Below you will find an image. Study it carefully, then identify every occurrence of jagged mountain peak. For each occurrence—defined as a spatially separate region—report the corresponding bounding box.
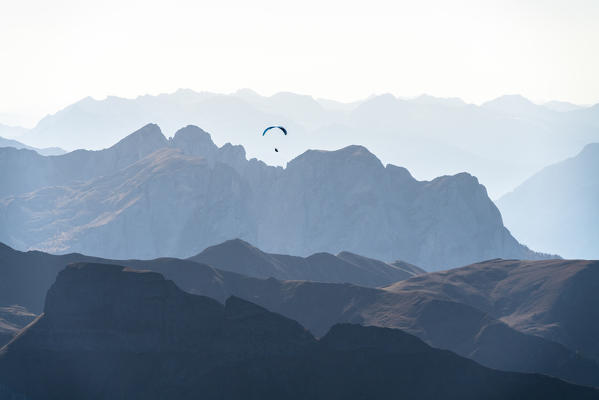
[1,123,552,269]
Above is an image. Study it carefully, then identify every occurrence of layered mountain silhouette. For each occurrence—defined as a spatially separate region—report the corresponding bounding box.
[0,136,64,156]
[0,124,553,269]
[0,262,596,399]
[0,242,597,387]
[386,258,599,363]
[498,143,599,259]
[189,239,425,285]
[0,124,27,142]
[15,90,599,197]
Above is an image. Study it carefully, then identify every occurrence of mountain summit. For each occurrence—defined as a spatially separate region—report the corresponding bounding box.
[0,124,553,269]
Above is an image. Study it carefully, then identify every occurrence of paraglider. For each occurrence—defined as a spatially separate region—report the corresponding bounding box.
[262,126,287,136]
[262,126,287,152]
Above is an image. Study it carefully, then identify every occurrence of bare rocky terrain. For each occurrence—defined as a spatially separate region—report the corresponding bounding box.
[0,124,553,270]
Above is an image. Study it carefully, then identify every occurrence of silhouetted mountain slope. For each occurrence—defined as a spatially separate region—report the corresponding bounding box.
[0,124,551,269]
[0,239,241,313]
[0,243,596,387]
[0,263,596,399]
[0,136,64,156]
[498,143,599,259]
[544,100,585,112]
[187,272,599,388]
[189,239,424,286]
[0,240,416,311]
[386,259,599,362]
[0,123,167,197]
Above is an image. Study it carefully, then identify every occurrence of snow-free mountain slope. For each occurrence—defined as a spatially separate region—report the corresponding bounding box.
[0,242,595,387]
[0,124,551,269]
[0,136,65,156]
[386,258,599,362]
[0,262,596,399]
[189,238,423,286]
[498,143,599,259]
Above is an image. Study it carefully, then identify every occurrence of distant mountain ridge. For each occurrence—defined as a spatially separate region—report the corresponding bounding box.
[190,238,425,286]
[0,124,553,269]
[498,143,599,259]
[0,262,596,399]
[15,89,599,197]
[0,135,65,156]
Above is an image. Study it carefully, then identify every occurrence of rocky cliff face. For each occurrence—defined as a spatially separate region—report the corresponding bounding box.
[0,124,552,269]
[0,263,596,400]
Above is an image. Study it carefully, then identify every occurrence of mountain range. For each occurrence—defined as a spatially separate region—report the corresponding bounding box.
[0,136,65,156]
[498,143,599,259]
[190,239,425,285]
[0,262,596,399]
[0,124,552,269]
[0,124,27,141]
[0,241,597,388]
[9,89,599,198]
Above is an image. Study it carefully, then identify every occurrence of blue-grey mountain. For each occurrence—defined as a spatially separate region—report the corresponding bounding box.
[17,90,599,197]
[498,143,599,259]
[0,124,552,270]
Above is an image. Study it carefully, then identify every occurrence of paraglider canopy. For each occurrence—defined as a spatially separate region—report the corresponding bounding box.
[262,126,287,136]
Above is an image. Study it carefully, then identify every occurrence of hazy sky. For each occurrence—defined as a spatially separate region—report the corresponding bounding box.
[1,0,598,127]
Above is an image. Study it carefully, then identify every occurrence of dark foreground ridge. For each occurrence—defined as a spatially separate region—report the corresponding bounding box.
[0,263,596,399]
[1,242,598,388]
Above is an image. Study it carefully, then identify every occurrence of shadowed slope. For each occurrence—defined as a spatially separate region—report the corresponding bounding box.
[386,259,599,361]
[0,243,596,387]
[189,238,424,286]
[0,263,596,399]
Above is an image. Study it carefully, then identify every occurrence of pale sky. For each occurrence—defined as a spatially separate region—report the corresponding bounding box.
[1,0,598,127]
